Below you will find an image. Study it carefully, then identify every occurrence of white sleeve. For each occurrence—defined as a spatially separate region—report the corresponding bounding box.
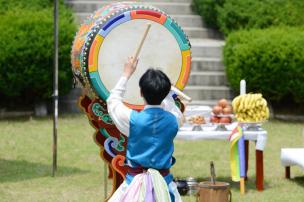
[106,76,132,137]
[162,91,184,128]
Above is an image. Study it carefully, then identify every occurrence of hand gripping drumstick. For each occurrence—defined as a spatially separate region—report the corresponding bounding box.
[171,86,192,102]
[133,24,192,102]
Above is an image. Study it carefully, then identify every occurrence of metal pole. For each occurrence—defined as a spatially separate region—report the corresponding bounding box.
[52,0,59,177]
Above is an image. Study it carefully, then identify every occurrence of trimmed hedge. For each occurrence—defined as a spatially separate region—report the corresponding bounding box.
[0,1,76,105]
[193,0,304,35]
[217,0,304,35]
[0,0,52,14]
[192,0,225,29]
[224,27,304,104]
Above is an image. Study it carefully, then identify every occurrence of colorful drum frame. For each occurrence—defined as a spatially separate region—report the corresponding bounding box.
[72,2,191,110]
[72,3,190,199]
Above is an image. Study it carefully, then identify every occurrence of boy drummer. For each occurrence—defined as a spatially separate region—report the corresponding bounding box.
[107,56,183,202]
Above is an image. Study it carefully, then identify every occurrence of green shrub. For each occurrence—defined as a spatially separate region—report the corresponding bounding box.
[224,27,304,105]
[192,0,225,29]
[0,0,53,14]
[0,3,76,105]
[217,0,304,35]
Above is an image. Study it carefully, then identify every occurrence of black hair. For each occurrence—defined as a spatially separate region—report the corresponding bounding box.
[139,68,171,105]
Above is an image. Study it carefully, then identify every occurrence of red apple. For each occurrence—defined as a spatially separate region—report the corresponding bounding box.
[223,106,232,115]
[210,116,220,123]
[219,117,231,123]
[212,106,222,115]
[218,99,228,108]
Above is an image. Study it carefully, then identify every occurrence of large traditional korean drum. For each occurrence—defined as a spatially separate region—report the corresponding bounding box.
[71,2,191,110]
[71,2,192,199]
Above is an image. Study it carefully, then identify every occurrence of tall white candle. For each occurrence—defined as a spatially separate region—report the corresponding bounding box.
[240,80,246,95]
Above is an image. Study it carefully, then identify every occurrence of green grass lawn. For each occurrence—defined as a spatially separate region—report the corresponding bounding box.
[0,114,303,202]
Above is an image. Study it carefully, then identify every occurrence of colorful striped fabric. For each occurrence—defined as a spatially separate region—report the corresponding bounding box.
[119,168,171,202]
[229,124,246,182]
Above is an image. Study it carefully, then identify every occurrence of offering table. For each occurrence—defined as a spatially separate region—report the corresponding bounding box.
[176,126,267,191]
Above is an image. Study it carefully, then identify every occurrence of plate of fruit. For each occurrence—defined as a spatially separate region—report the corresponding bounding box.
[187,115,206,125]
[231,93,270,130]
[232,93,269,123]
[185,115,214,131]
[210,99,234,125]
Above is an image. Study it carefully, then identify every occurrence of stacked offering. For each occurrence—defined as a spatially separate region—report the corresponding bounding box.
[188,115,205,125]
[210,99,233,124]
[185,106,211,126]
[232,93,269,122]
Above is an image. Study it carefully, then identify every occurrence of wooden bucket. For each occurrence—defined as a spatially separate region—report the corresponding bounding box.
[197,181,231,202]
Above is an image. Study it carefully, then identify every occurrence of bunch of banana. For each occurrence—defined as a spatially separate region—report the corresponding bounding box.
[232,93,269,122]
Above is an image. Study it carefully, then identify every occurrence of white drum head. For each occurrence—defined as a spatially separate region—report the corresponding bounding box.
[98,19,182,105]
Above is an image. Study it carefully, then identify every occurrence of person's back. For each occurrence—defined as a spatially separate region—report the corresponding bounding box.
[127,107,178,169]
[107,56,183,202]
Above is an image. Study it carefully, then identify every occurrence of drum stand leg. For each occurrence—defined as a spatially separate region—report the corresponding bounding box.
[104,163,108,200]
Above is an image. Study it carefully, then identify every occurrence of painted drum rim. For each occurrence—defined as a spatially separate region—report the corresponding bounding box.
[71,2,134,88]
[81,4,191,110]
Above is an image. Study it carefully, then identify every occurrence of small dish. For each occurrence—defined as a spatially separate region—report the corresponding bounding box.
[239,120,267,131]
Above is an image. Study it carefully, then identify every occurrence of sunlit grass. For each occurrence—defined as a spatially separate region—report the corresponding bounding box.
[0,115,303,201]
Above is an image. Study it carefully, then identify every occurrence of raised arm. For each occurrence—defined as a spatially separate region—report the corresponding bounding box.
[106,57,138,137]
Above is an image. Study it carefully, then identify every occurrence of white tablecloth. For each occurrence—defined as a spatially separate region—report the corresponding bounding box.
[176,125,267,151]
[281,148,304,169]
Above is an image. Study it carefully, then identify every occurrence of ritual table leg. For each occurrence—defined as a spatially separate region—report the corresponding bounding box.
[256,150,264,191]
[245,140,249,181]
[285,167,290,179]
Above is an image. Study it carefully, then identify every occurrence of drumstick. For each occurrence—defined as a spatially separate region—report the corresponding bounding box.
[132,24,192,102]
[171,85,192,102]
[132,23,151,62]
